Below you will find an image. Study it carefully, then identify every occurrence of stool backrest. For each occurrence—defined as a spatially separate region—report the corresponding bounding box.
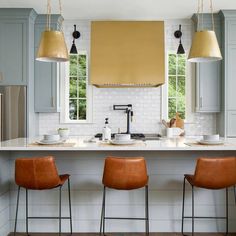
[102,156,148,190]
[194,157,236,189]
[15,156,61,190]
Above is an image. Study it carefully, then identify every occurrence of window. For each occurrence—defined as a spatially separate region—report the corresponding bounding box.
[167,53,186,119]
[61,51,92,123]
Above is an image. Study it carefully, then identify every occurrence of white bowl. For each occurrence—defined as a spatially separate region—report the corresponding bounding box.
[43,134,60,142]
[114,134,131,141]
[58,129,69,138]
[203,134,220,142]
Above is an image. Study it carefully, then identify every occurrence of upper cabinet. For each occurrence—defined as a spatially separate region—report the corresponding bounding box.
[0,9,38,138]
[34,15,62,112]
[90,21,165,88]
[195,61,221,112]
[192,14,221,113]
[0,9,37,85]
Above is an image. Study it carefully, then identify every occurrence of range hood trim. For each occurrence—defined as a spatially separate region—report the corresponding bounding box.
[92,83,164,88]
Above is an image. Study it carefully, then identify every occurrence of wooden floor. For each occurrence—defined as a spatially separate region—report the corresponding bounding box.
[8,233,236,236]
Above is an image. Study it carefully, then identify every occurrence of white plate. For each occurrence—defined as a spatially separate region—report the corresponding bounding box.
[110,139,137,145]
[198,139,224,145]
[36,139,65,145]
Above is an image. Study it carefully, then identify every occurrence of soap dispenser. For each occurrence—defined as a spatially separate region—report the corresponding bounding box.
[102,118,111,141]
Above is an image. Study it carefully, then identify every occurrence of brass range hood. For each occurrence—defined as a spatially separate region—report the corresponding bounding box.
[90,21,165,88]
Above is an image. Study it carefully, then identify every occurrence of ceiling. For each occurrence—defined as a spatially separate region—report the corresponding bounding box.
[0,0,235,20]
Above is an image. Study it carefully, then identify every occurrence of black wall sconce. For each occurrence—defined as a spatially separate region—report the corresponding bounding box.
[70,25,81,54]
[174,25,185,54]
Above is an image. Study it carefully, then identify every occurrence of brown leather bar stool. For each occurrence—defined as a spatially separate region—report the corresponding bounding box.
[181,157,236,236]
[100,156,149,235]
[14,156,72,236]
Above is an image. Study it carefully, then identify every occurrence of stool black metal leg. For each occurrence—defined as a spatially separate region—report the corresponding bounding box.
[181,177,186,235]
[26,189,29,235]
[192,185,194,236]
[99,186,105,235]
[68,178,72,235]
[14,186,21,236]
[234,185,236,205]
[103,186,106,235]
[145,185,149,236]
[59,185,62,236]
[226,188,228,236]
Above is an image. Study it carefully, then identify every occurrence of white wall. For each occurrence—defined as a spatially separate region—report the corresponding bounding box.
[38,20,216,136]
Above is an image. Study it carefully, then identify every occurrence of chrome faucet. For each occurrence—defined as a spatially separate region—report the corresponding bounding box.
[113,104,134,134]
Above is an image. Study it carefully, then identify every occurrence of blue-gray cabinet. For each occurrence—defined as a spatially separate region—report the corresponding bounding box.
[0,9,36,85]
[0,8,38,137]
[218,10,236,137]
[34,15,63,112]
[195,61,221,112]
[192,14,221,113]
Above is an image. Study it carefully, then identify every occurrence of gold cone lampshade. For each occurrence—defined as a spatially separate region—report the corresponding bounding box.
[36,31,69,62]
[188,30,222,62]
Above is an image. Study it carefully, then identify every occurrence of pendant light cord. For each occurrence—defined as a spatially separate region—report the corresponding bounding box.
[197,0,215,32]
[197,0,202,31]
[59,0,64,31]
[201,0,204,31]
[59,0,62,16]
[46,0,64,31]
[210,0,215,31]
[46,0,51,31]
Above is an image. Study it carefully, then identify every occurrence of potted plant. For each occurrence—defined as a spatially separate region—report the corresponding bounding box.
[58,128,69,139]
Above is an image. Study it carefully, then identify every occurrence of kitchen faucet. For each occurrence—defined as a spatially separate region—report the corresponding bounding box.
[113,104,134,134]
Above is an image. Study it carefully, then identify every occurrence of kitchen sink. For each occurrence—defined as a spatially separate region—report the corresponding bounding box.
[94,133,161,141]
[143,134,162,141]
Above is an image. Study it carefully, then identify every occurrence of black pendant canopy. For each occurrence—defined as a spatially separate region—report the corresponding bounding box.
[70,25,81,54]
[174,25,185,54]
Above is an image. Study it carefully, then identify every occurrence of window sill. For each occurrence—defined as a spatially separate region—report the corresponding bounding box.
[60,121,94,124]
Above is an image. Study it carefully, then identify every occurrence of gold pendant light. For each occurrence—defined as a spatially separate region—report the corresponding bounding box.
[188,0,222,63]
[36,0,69,62]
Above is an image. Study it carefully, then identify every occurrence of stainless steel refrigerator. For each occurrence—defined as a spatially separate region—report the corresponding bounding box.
[0,86,27,141]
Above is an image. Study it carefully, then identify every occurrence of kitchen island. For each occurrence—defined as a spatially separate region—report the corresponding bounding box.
[0,137,236,235]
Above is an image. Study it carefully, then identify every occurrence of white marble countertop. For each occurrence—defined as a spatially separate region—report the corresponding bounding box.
[0,136,236,151]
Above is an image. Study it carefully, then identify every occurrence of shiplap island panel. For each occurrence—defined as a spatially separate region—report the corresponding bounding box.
[0,137,235,235]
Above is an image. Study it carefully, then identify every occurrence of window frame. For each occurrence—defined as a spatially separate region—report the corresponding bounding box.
[60,50,93,124]
[161,49,192,122]
[167,52,187,119]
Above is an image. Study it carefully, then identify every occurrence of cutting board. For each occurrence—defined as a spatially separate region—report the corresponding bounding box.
[175,112,184,129]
